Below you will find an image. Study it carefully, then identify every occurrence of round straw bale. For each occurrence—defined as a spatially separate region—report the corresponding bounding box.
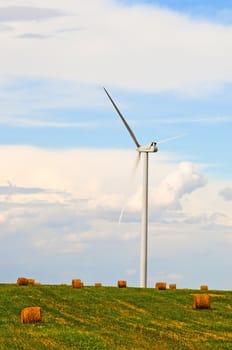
[94,282,102,287]
[200,285,208,290]
[27,279,35,285]
[193,294,210,309]
[21,307,42,323]
[17,277,29,286]
[72,279,84,288]
[155,282,166,290]
[117,280,127,288]
[169,283,176,290]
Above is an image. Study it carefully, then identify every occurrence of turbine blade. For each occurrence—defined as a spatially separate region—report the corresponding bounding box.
[118,153,141,226]
[157,134,186,144]
[103,87,140,148]
[118,203,126,227]
[132,152,141,176]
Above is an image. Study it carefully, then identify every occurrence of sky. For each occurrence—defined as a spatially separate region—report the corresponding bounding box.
[0,0,231,289]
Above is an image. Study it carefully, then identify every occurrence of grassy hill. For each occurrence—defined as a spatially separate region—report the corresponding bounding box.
[0,284,231,349]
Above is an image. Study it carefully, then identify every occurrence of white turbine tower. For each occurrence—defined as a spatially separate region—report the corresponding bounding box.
[104,87,158,288]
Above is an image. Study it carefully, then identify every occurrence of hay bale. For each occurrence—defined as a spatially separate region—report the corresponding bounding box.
[17,277,36,286]
[155,282,166,290]
[17,277,29,286]
[94,282,102,287]
[193,294,210,309]
[27,279,35,285]
[117,280,127,288]
[200,285,208,291]
[169,283,176,290]
[21,307,42,323]
[72,279,84,288]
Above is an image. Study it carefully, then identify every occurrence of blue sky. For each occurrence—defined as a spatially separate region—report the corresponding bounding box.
[122,0,232,17]
[0,0,231,289]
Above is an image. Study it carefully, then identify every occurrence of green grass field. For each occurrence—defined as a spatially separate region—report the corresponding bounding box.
[0,284,231,349]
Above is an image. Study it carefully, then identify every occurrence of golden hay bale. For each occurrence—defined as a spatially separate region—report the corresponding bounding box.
[155,282,167,290]
[193,294,210,309]
[169,283,176,290]
[17,277,29,286]
[94,282,102,287]
[27,279,35,285]
[200,285,208,291]
[72,279,84,288]
[117,280,127,288]
[21,307,42,323]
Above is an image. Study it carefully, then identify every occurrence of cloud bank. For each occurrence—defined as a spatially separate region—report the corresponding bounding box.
[0,6,64,22]
[0,0,232,95]
[219,187,232,201]
[0,146,231,288]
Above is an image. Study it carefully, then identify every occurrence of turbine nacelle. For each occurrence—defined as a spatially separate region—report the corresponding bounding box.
[137,142,158,153]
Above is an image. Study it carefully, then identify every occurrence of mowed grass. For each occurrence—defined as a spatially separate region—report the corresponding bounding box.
[0,284,231,349]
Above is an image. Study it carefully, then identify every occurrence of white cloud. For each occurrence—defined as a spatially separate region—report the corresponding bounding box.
[0,115,96,128]
[0,6,64,22]
[218,187,232,201]
[151,162,207,209]
[0,23,12,31]
[0,0,232,95]
[0,145,231,288]
[0,145,224,220]
[145,116,232,125]
[182,180,232,226]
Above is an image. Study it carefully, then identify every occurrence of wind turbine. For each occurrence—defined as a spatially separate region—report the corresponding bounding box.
[104,87,158,288]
